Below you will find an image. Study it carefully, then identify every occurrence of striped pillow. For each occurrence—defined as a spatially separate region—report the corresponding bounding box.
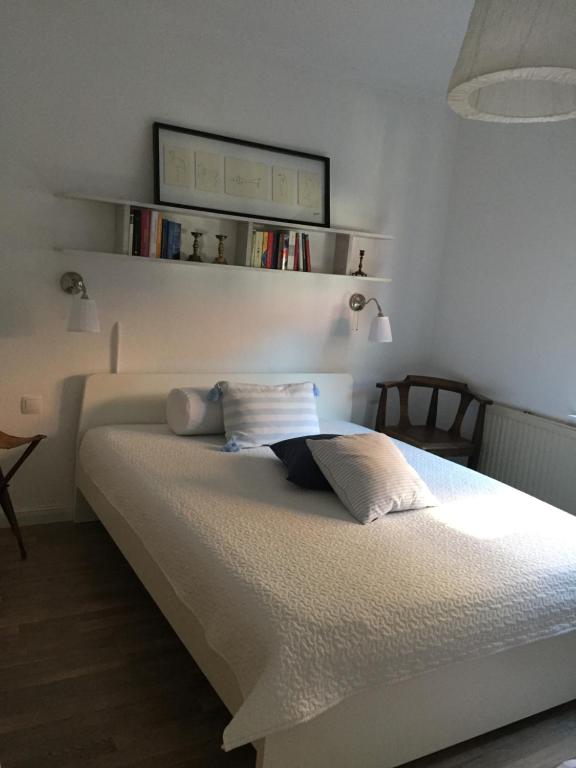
[216,381,320,450]
[307,432,437,524]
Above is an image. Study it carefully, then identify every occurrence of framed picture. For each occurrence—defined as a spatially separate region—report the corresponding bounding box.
[153,122,330,227]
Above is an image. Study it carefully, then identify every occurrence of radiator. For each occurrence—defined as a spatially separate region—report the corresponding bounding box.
[479,403,576,515]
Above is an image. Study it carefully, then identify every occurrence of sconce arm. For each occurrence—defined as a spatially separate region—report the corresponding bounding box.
[364,296,384,315]
[349,293,384,315]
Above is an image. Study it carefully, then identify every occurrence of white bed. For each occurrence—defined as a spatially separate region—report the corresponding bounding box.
[75,373,576,768]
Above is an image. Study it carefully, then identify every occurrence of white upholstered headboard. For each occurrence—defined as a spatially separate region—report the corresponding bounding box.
[78,372,354,440]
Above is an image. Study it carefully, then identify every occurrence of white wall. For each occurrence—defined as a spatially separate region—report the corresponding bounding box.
[428,119,576,421]
[0,1,456,521]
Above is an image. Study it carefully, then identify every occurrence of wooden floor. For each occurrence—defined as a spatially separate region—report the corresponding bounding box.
[1,523,575,768]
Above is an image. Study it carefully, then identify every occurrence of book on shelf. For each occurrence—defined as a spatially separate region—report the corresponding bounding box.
[128,211,134,256]
[130,207,180,259]
[253,231,263,268]
[303,233,311,272]
[148,211,159,258]
[155,214,163,257]
[160,219,169,259]
[140,209,151,259]
[267,231,276,268]
[280,232,289,270]
[293,232,300,271]
[249,229,312,272]
[132,209,142,256]
[165,221,181,260]
[261,231,269,268]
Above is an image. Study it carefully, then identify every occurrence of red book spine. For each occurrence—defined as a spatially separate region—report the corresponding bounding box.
[140,209,151,258]
[293,232,300,271]
[266,232,274,269]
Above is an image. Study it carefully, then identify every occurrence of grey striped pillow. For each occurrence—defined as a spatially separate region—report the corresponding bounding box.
[218,381,320,450]
[307,432,437,524]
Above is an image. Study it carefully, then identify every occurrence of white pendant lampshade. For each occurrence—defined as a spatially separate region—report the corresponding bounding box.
[448,0,576,123]
[68,296,100,333]
[369,314,393,343]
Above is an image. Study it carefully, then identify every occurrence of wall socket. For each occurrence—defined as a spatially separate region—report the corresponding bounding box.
[21,395,43,415]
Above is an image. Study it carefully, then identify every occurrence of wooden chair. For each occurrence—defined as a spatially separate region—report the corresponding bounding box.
[375,376,493,470]
[0,431,46,559]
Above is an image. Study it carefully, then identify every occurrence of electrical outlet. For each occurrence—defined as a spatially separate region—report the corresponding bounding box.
[21,395,43,415]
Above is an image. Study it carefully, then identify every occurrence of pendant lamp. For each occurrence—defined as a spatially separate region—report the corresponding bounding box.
[448,0,576,123]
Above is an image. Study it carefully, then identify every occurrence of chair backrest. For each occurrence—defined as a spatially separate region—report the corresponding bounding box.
[378,375,492,439]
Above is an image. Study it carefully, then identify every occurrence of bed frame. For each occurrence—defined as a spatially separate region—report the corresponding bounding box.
[75,373,576,768]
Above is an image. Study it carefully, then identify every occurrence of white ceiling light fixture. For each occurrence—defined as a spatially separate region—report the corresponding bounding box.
[448,0,576,124]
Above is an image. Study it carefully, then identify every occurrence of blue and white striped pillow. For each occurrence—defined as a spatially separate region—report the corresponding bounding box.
[307,433,438,524]
[213,381,320,451]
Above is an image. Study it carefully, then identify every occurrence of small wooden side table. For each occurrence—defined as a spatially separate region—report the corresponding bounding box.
[0,431,46,559]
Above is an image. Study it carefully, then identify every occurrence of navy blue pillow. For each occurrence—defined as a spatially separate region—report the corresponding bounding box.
[269,434,340,491]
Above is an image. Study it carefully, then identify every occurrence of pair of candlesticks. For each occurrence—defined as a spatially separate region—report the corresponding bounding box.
[187,232,227,264]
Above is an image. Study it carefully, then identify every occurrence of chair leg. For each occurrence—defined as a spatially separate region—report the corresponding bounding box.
[0,484,27,559]
[468,453,480,471]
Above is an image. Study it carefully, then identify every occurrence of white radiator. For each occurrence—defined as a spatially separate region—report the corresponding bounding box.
[479,403,576,515]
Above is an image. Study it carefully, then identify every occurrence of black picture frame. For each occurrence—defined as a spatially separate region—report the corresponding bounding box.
[153,122,330,228]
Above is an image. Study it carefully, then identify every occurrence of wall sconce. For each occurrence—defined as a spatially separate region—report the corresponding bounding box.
[60,272,100,333]
[349,293,392,343]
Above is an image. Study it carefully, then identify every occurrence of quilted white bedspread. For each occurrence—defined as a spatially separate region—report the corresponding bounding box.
[79,423,576,751]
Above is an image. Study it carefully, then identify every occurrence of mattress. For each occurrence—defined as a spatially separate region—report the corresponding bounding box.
[79,423,576,751]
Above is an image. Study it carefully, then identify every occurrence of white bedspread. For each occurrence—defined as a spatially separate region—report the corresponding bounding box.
[79,424,576,751]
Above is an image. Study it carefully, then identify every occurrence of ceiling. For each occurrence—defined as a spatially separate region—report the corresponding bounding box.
[166,0,475,95]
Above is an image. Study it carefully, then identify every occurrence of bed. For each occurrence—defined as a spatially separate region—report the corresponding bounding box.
[75,372,576,768]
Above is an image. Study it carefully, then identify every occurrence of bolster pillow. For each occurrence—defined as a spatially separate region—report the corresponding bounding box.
[166,387,225,436]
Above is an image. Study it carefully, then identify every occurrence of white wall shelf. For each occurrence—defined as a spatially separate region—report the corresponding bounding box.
[59,193,394,240]
[57,193,394,281]
[56,249,392,283]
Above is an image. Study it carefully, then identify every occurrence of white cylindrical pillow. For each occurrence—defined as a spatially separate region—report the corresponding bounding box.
[166,387,225,436]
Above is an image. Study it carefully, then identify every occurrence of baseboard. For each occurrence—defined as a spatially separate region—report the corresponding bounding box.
[0,505,72,527]
[74,490,98,523]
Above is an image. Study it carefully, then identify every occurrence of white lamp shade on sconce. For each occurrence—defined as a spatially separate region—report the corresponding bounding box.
[349,294,392,343]
[448,0,576,123]
[369,315,393,343]
[68,297,100,333]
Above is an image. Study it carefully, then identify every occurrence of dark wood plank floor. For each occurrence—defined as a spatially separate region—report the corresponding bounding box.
[1,522,575,768]
[0,522,255,768]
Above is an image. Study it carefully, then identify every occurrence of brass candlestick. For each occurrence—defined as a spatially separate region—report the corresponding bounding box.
[213,234,228,264]
[188,231,203,262]
[351,249,367,277]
